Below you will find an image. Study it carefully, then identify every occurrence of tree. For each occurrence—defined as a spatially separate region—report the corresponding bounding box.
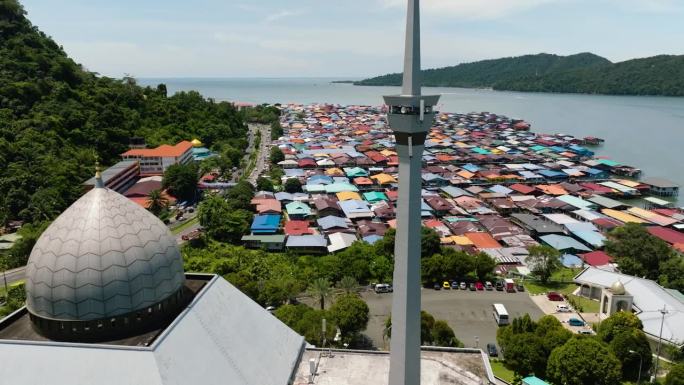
[473,252,497,281]
[604,223,674,279]
[432,320,463,347]
[504,333,547,377]
[659,255,684,292]
[329,294,369,336]
[546,337,622,385]
[308,278,333,310]
[146,189,168,215]
[374,227,442,258]
[597,311,643,343]
[269,146,285,164]
[526,245,561,284]
[384,310,453,346]
[284,178,302,193]
[337,276,358,294]
[225,181,255,211]
[256,176,274,192]
[609,329,652,381]
[198,195,252,243]
[665,362,684,385]
[163,163,199,202]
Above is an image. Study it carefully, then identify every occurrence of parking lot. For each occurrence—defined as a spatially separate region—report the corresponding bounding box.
[361,287,545,352]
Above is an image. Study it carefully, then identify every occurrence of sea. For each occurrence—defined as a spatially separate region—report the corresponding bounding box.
[138,77,684,205]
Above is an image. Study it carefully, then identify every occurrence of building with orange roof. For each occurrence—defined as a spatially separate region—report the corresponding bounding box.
[464,232,502,249]
[121,141,194,176]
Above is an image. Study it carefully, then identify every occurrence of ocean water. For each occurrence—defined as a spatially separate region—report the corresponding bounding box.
[139,77,684,205]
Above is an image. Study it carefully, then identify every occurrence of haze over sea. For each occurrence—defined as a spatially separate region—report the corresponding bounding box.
[139,77,684,205]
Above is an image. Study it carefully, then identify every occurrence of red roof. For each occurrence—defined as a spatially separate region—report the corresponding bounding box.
[122,141,193,158]
[284,220,313,236]
[647,226,684,245]
[581,250,613,266]
[509,183,535,194]
[592,217,623,230]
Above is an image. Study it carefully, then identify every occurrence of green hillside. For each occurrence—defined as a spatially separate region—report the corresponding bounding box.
[0,0,248,225]
[356,53,684,96]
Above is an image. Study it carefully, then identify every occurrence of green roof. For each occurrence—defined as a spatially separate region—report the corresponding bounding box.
[285,201,312,216]
[363,191,388,202]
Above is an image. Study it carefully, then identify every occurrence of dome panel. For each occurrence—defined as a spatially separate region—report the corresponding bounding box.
[25,186,185,321]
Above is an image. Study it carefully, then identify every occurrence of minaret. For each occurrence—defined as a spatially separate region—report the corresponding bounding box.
[384,1,439,385]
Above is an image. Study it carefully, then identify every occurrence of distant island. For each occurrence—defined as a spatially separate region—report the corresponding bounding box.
[355,53,684,96]
[331,80,355,84]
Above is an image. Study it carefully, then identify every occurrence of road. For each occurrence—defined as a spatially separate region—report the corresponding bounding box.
[361,288,544,352]
[2,266,26,287]
[247,123,272,186]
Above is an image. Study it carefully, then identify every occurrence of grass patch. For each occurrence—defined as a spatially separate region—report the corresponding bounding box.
[489,359,515,383]
[522,280,575,295]
[171,217,199,235]
[567,294,600,313]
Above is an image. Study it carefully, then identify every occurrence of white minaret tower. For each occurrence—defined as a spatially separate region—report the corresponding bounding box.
[384,1,439,385]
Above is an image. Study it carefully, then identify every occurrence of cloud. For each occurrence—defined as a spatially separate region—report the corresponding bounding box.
[379,0,562,19]
[263,10,301,24]
[602,0,684,13]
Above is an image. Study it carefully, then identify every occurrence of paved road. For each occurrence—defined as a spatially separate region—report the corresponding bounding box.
[361,288,544,351]
[247,123,272,186]
[2,266,26,286]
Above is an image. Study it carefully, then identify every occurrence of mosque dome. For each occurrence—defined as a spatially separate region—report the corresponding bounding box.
[25,172,185,326]
[191,138,203,147]
[610,280,626,295]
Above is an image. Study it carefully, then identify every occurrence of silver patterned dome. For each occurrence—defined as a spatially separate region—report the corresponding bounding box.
[25,171,185,323]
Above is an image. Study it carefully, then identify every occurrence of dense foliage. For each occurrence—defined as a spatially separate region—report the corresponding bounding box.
[356,52,684,96]
[546,337,622,385]
[384,310,463,348]
[666,362,684,385]
[604,223,683,291]
[0,282,26,317]
[0,0,248,226]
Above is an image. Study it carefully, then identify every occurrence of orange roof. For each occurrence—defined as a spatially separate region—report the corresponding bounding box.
[457,170,475,179]
[535,184,568,196]
[123,141,193,158]
[465,232,502,249]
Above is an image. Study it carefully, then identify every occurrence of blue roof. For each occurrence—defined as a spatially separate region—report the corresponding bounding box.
[462,163,480,172]
[317,215,348,230]
[362,234,383,244]
[561,254,584,268]
[251,214,281,233]
[538,170,568,178]
[523,376,551,385]
[540,234,591,252]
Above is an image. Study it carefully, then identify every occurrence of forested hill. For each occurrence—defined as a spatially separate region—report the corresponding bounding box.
[356,53,684,96]
[0,0,248,224]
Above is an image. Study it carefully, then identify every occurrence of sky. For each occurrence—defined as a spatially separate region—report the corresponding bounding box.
[20,0,684,78]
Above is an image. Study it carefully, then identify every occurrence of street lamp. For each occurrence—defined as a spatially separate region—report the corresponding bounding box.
[628,349,643,385]
[652,305,669,383]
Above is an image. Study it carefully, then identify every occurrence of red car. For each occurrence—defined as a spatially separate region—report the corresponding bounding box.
[475,281,485,290]
[547,292,564,301]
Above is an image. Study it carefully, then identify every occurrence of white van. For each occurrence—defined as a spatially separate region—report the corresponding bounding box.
[374,283,393,293]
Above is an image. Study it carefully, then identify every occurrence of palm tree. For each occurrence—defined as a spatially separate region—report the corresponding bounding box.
[308,278,332,310]
[337,276,358,295]
[147,189,169,216]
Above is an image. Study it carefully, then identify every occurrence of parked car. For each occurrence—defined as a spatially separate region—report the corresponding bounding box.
[568,318,585,327]
[577,329,594,335]
[556,304,572,313]
[475,281,484,290]
[486,343,498,357]
[547,292,564,301]
[442,281,451,290]
[265,306,276,313]
[495,281,504,291]
[485,281,493,291]
[433,283,442,290]
[516,283,525,292]
[469,283,476,291]
[451,280,459,289]
[374,283,393,293]
[459,282,467,290]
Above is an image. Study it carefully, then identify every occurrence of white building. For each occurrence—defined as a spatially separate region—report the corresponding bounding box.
[121,140,194,176]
